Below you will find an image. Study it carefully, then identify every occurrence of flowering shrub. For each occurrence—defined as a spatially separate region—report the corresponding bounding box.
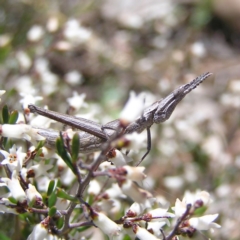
[0,90,220,239]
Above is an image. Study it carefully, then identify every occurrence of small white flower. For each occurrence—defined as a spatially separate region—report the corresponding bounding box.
[147,221,168,237]
[123,165,146,182]
[0,198,19,214]
[92,211,121,237]
[27,219,60,240]
[172,198,187,218]
[134,225,159,240]
[15,75,34,94]
[27,161,53,178]
[25,184,43,206]
[27,25,44,42]
[64,19,92,44]
[120,179,152,204]
[16,51,32,71]
[190,41,206,58]
[0,144,26,172]
[0,90,6,102]
[147,207,175,222]
[1,170,26,203]
[0,34,11,47]
[46,17,59,32]
[66,92,88,111]
[65,71,83,86]
[0,124,45,142]
[20,93,43,110]
[88,179,101,196]
[120,91,146,122]
[104,183,126,199]
[189,214,221,231]
[126,202,145,216]
[111,150,132,167]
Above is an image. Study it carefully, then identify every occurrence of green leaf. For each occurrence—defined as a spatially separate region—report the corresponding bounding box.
[2,105,9,124]
[56,133,76,174]
[47,180,57,196]
[56,217,64,228]
[56,188,78,203]
[48,192,57,208]
[8,110,19,124]
[71,133,80,163]
[48,206,57,217]
[8,196,18,204]
[36,140,46,151]
[0,232,11,240]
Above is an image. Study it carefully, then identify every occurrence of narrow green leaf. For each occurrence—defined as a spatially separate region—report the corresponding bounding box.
[48,206,57,217]
[8,110,19,124]
[56,133,76,174]
[8,196,17,204]
[47,180,57,196]
[56,188,78,203]
[71,133,80,163]
[2,105,9,124]
[56,217,64,229]
[36,140,46,151]
[48,192,57,208]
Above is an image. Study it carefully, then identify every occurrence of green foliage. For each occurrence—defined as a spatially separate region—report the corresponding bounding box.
[48,191,57,208]
[190,0,213,28]
[71,133,80,163]
[2,105,9,124]
[48,206,57,217]
[8,110,18,124]
[0,231,11,240]
[56,188,78,203]
[56,132,76,174]
[47,180,57,196]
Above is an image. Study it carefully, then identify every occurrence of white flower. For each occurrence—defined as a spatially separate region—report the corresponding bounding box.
[0,124,45,142]
[27,25,44,42]
[64,19,92,44]
[0,34,11,47]
[172,198,187,218]
[0,198,19,214]
[147,221,168,237]
[122,165,146,182]
[88,179,101,196]
[189,214,221,231]
[15,75,35,94]
[0,144,26,171]
[65,71,83,86]
[172,190,211,217]
[134,225,159,240]
[25,184,43,206]
[0,90,6,102]
[66,92,88,111]
[92,211,121,237]
[120,91,146,122]
[1,170,26,203]
[104,183,126,199]
[27,220,60,240]
[46,17,59,32]
[147,207,175,223]
[126,202,145,216]
[111,150,132,167]
[20,93,43,110]
[27,161,53,178]
[120,179,152,204]
[16,51,32,71]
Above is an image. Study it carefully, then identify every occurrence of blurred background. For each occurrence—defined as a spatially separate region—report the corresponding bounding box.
[0,0,240,239]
